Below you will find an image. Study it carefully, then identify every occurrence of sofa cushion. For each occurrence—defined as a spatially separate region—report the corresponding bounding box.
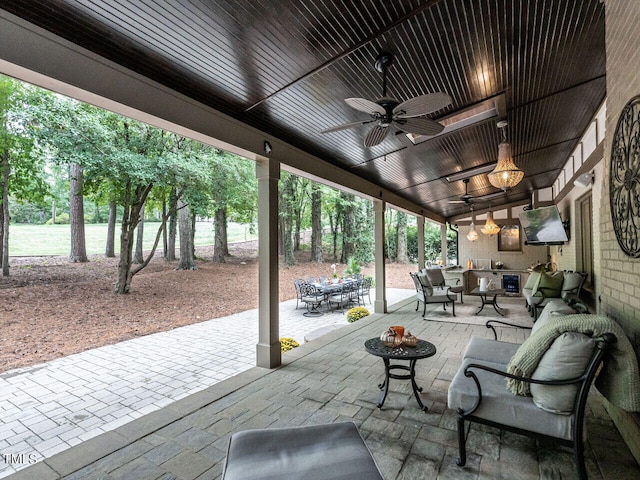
[222,422,384,480]
[531,332,596,414]
[417,272,433,295]
[448,358,575,440]
[523,271,540,290]
[532,271,564,298]
[532,300,578,334]
[463,337,520,364]
[561,272,584,298]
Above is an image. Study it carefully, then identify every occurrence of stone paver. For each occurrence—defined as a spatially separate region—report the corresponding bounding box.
[0,289,411,478]
[3,293,639,480]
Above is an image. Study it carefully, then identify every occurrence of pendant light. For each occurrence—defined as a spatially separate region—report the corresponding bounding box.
[480,210,501,235]
[467,207,479,242]
[488,121,524,191]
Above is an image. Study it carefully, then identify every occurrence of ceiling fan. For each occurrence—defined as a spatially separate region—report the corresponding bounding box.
[320,52,452,147]
[448,178,506,204]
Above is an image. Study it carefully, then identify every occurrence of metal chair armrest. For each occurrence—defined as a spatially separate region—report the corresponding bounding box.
[485,320,533,340]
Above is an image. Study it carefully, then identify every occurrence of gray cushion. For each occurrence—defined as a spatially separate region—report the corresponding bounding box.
[523,272,540,290]
[561,272,584,298]
[425,268,445,285]
[222,422,383,480]
[417,272,433,295]
[463,337,520,364]
[531,332,596,414]
[448,358,575,440]
[532,300,578,334]
[532,271,564,298]
[425,287,454,303]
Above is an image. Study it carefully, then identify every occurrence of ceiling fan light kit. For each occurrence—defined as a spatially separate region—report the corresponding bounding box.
[480,210,501,235]
[321,52,451,147]
[488,121,524,191]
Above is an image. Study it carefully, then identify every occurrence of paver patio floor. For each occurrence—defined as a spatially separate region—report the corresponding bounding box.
[4,293,640,479]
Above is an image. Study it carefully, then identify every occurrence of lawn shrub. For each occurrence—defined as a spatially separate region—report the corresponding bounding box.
[280,337,300,353]
[346,307,370,323]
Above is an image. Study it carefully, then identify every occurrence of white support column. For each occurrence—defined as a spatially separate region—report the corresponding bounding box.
[256,157,281,368]
[417,216,425,270]
[441,223,448,265]
[374,199,387,313]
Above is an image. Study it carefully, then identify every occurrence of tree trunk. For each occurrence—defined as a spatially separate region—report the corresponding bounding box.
[105,199,116,257]
[310,183,323,263]
[213,207,226,263]
[133,203,145,264]
[161,199,168,258]
[329,213,338,260]
[114,183,152,293]
[221,210,229,255]
[278,216,285,255]
[51,199,56,225]
[396,211,409,264]
[282,175,296,266]
[340,192,355,263]
[69,163,88,263]
[115,196,135,293]
[167,188,177,261]
[190,212,196,260]
[177,198,196,270]
[1,149,9,276]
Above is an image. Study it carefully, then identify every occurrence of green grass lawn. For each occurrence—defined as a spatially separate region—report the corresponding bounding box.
[8,222,257,256]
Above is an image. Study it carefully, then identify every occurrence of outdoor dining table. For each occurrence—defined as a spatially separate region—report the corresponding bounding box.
[309,278,357,313]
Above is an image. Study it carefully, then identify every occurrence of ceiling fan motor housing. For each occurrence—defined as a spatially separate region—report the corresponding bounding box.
[377,97,399,126]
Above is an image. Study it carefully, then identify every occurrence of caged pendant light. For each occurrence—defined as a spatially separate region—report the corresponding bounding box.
[488,121,524,191]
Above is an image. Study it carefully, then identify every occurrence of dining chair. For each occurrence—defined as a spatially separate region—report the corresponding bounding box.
[293,279,307,309]
[301,283,324,317]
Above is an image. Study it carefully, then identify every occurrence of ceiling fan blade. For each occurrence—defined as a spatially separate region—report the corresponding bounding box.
[393,92,452,118]
[448,200,468,204]
[475,191,506,202]
[364,124,390,147]
[345,98,385,115]
[395,117,444,136]
[320,119,375,134]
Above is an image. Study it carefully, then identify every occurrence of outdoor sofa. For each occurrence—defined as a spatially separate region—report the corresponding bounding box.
[448,300,640,479]
[522,270,587,319]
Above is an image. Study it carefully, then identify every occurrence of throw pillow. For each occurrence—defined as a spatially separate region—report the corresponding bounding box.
[561,272,584,298]
[523,271,540,290]
[532,271,564,298]
[532,305,577,334]
[530,332,596,414]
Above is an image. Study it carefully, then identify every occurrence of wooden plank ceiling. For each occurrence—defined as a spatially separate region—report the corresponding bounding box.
[0,0,606,220]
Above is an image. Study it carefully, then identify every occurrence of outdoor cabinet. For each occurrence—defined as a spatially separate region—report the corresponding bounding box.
[464,270,528,296]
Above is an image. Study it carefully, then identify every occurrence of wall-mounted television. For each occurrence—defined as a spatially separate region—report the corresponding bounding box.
[518,205,569,245]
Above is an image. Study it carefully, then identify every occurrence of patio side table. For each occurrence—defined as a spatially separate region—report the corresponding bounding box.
[364,338,436,412]
[469,287,506,316]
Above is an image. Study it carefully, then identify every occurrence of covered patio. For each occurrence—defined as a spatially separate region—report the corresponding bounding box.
[9,298,639,479]
[1,0,640,478]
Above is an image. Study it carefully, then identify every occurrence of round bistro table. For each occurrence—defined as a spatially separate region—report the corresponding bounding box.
[364,338,437,412]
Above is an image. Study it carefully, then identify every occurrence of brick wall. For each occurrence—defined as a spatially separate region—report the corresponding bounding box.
[601,0,640,463]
